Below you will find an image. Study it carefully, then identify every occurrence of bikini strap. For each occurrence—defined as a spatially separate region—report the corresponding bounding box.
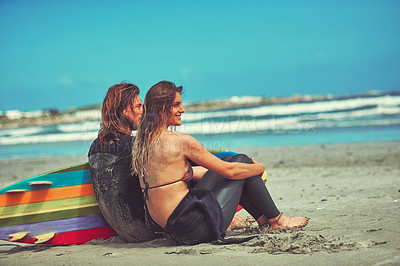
[143,163,193,199]
[147,179,182,190]
[142,176,182,200]
[142,176,150,200]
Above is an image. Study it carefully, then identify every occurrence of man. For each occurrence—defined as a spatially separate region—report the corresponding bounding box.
[88,82,157,242]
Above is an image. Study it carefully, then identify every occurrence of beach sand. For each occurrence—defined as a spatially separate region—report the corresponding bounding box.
[1,141,399,265]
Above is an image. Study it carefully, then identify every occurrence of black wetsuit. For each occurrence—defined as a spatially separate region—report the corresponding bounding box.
[88,135,157,242]
[145,154,280,245]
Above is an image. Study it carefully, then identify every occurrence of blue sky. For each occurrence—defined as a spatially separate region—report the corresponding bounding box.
[0,0,399,111]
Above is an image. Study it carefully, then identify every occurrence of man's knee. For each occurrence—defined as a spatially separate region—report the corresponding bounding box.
[220,155,233,162]
[229,154,252,163]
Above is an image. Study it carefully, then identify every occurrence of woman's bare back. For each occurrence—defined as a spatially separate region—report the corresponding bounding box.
[144,131,191,228]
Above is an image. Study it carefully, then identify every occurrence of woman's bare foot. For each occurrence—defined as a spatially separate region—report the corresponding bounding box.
[267,212,308,229]
[256,215,268,226]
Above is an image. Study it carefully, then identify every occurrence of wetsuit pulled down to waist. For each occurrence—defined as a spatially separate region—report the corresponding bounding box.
[145,188,224,245]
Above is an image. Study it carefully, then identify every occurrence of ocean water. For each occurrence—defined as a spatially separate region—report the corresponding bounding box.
[1,94,400,159]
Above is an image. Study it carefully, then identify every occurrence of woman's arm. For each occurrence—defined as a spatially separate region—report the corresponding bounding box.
[192,166,208,181]
[181,133,264,180]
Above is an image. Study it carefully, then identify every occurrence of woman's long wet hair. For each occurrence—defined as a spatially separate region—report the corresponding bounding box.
[98,82,140,148]
[132,81,183,178]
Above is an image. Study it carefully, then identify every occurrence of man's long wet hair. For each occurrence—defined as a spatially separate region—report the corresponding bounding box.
[132,81,183,178]
[98,82,140,147]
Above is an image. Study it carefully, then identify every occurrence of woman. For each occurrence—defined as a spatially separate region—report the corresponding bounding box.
[132,81,308,244]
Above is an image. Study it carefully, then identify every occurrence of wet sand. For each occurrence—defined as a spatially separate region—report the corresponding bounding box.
[1,141,399,265]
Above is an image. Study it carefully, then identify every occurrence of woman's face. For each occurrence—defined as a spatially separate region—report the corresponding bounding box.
[167,92,185,126]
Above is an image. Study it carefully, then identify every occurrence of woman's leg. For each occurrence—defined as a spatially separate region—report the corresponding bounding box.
[194,155,278,230]
[194,156,263,219]
[194,156,245,230]
[196,154,308,229]
[229,154,308,229]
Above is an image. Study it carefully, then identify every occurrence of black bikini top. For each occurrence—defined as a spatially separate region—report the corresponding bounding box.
[143,164,193,200]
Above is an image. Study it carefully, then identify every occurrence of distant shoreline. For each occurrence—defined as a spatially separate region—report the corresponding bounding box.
[1,90,397,130]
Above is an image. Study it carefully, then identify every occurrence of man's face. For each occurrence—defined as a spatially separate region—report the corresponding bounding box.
[123,95,143,128]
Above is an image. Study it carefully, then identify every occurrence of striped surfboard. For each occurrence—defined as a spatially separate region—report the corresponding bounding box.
[0,162,117,245]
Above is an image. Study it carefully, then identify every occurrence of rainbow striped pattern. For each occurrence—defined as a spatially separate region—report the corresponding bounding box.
[0,163,117,245]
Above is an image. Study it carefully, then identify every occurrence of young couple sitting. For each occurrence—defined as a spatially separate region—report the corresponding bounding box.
[88,81,308,245]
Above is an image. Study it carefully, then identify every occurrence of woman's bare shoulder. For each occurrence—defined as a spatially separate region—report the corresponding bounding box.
[164,131,194,141]
[162,131,201,153]
[158,131,189,151]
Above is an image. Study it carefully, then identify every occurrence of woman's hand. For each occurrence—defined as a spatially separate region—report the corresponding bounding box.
[250,157,258,164]
[250,157,265,174]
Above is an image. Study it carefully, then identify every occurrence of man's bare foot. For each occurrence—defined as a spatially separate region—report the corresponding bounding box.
[267,212,308,229]
[228,215,255,230]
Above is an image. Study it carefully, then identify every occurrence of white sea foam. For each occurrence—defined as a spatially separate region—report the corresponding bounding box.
[0,126,43,138]
[229,96,263,104]
[182,95,400,122]
[0,131,98,145]
[178,115,400,135]
[178,104,400,135]
[1,95,399,145]
[67,110,101,120]
[3,110,46,120]
[315,106,400,121]
[179,116,314,135]
[57,121,100,133]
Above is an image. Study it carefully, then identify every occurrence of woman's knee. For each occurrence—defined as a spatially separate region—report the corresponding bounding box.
[229,154,252,164]
[230,154,263,180]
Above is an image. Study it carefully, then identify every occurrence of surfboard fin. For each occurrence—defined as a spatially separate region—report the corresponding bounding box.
[261,171,268,182]
[5,189,27,194]
[30,181,53,186]
[34,232,56,244]
[9,232,29,241]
